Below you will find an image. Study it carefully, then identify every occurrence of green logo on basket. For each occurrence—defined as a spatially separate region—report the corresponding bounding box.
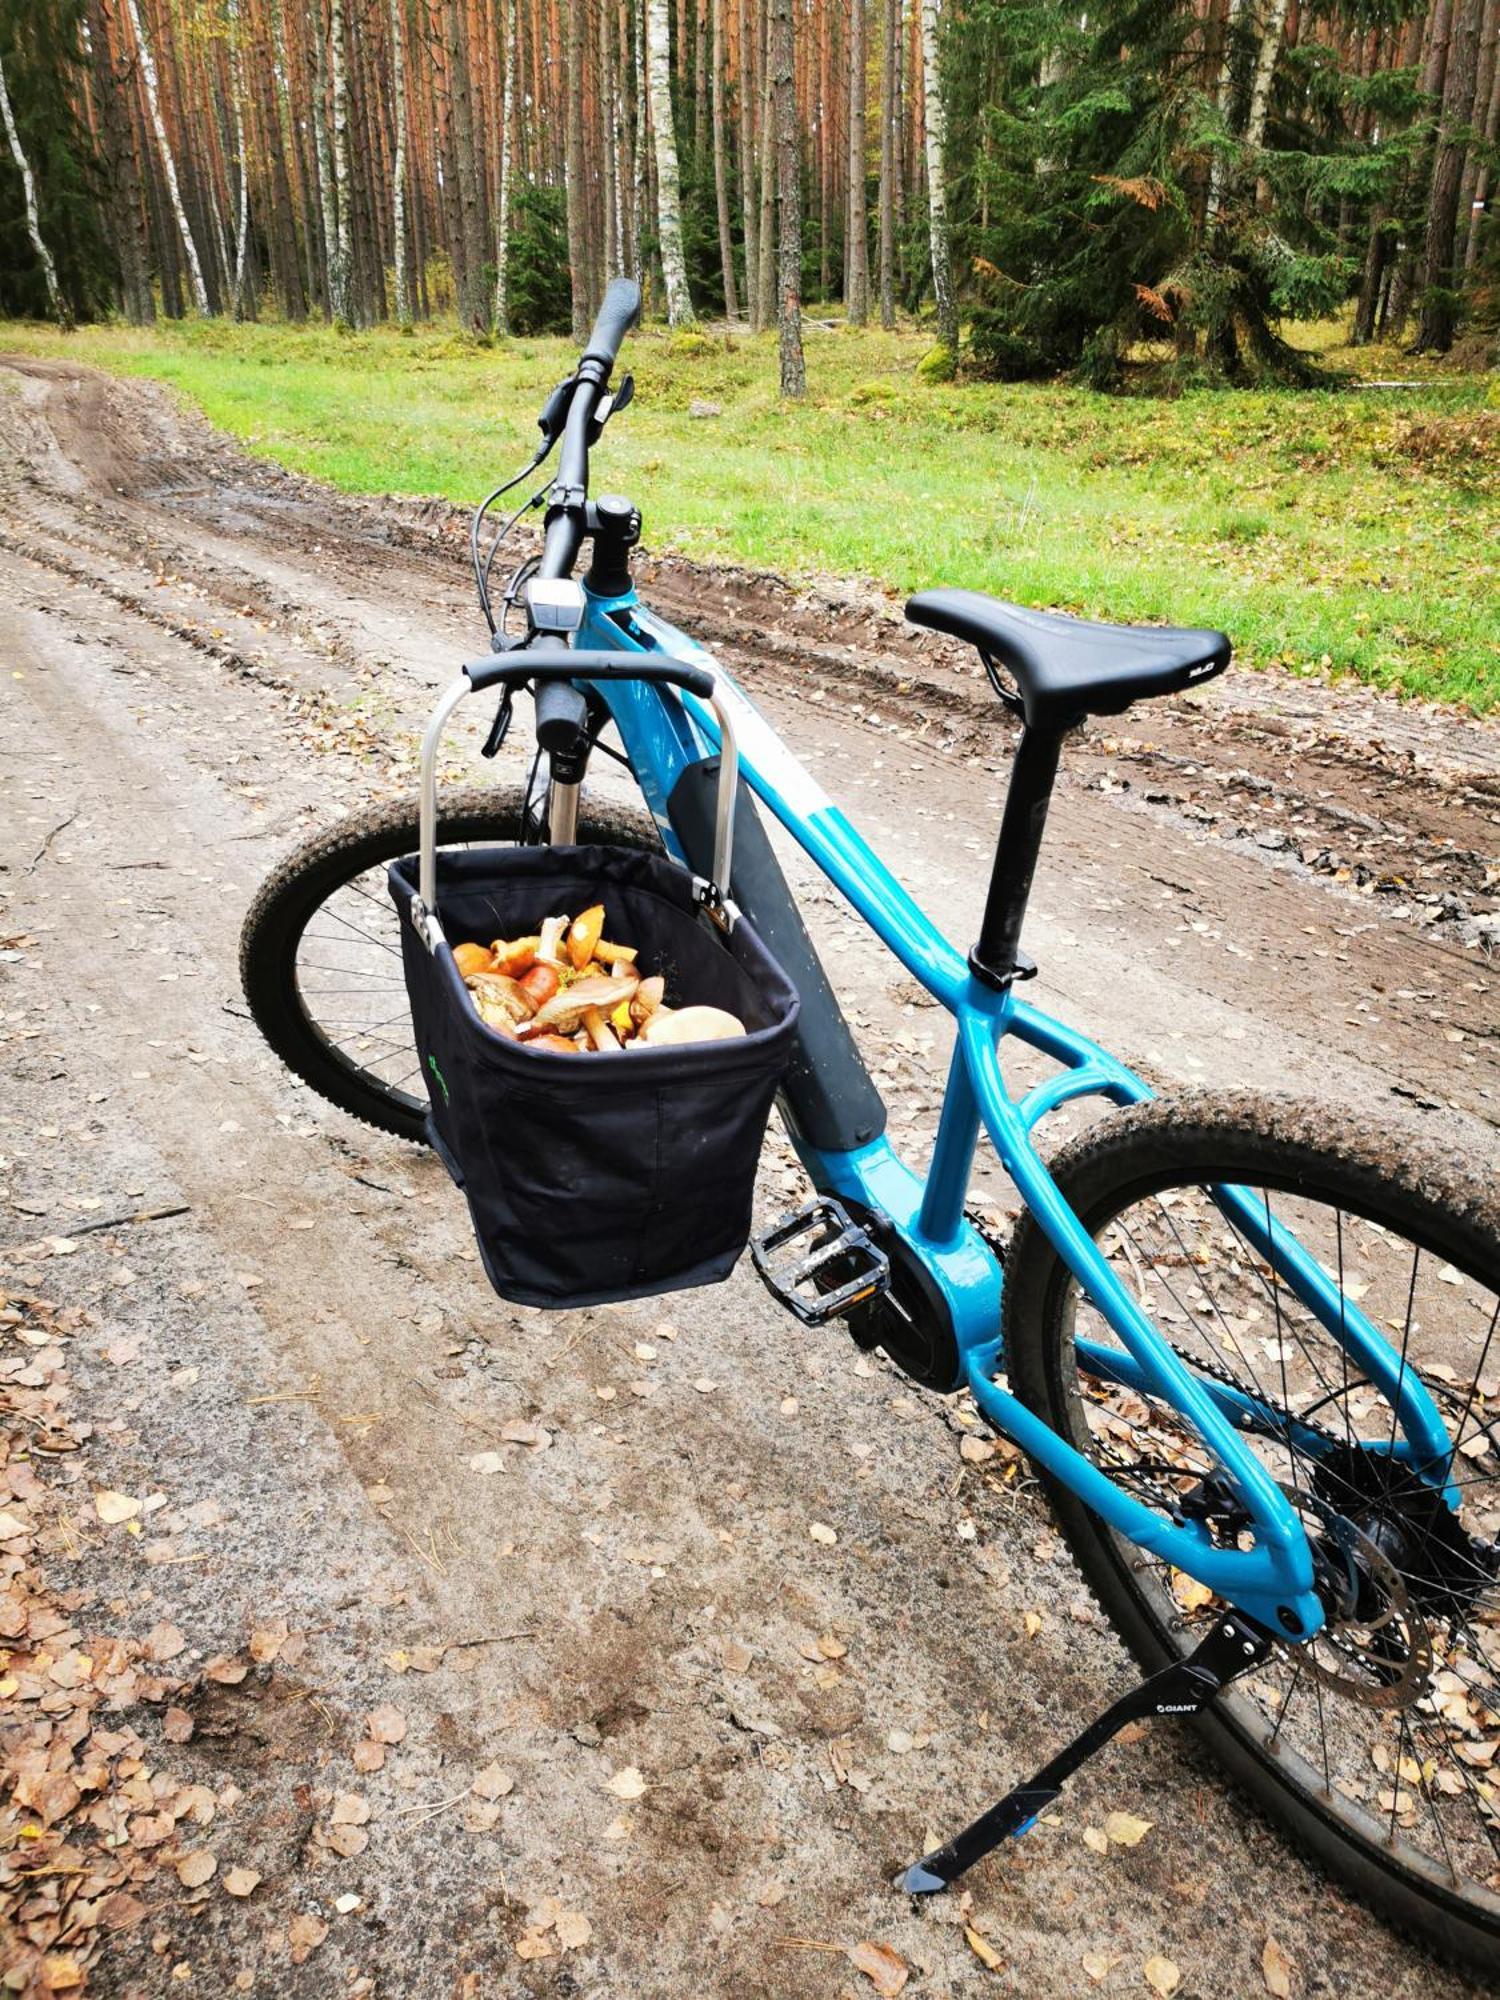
[427,1052,450,1105]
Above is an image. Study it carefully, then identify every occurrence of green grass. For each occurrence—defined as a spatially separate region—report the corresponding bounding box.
[5,314,1497,710]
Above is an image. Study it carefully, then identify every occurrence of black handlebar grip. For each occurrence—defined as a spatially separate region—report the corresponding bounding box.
[582,278,642,370]
[464,649,715,702]
[533,679,591,755]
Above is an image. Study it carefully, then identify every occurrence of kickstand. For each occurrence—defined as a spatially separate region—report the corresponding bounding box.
[897,1611,1274,1895]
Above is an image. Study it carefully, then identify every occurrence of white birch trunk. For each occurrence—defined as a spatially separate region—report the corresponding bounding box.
[0,48,66,324]
[125,0,211,315]
[329,0,354,323]
[1243,0,1292,154]
[391,0,413,326]
[919,0,956,353]
[310,1,339,317]
[493,0,513,331]
[231,50,251,318]
[1205,0,1247,226]
[647,0,696,324]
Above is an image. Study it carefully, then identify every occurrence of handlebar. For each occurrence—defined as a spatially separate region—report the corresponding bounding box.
[538,278,641,582]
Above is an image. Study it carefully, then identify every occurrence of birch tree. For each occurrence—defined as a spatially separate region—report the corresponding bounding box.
[919,0,956,355]
[125,0,211,314]
[646,0,696,324]
[390,0,413,326]
[0,45,66,324]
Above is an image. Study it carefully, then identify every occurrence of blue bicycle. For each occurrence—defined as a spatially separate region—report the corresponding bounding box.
[242,281,1500,1968]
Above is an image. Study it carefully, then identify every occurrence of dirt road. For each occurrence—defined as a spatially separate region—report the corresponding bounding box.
[1,356,1496,1999]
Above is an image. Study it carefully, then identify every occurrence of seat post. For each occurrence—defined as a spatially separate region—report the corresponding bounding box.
[970,725,1064,989]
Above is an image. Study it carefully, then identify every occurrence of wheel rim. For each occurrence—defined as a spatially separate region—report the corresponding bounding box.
[292,857,427,1119]
[1054,1168,1500,1920]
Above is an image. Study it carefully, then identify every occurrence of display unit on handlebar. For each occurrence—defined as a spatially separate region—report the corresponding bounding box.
[241,276,1500,1969]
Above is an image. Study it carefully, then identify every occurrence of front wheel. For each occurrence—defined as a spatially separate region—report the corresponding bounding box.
[239,787,662,1143]
[1003,1091,1500,1970]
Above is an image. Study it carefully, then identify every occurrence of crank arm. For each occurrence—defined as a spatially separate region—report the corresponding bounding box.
[896,1612,1274,1894]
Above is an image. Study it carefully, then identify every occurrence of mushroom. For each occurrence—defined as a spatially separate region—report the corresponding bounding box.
[629,975,665,1030]
[467,971,533,1025]
[535,914,569,967]
[519,972,639,1039]
[636,1004,747,1046]
[580,1004,621,1052]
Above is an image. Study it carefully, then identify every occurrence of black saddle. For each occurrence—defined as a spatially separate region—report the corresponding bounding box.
[906,589,1231,733]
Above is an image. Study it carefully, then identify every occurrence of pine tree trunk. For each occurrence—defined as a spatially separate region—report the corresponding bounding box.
[1464,0,1500,266]
[444,0,489,329]
[0,47,67,324]
[918,0,955,353]
[390,0,413,324]
[1387,0,1456,336]
[846,0,869,321]
[711,0,740,316]
[738,0,761,326]
[877,0,897,326]
[1458,0,1498,267]
[756,0,775,324]
[647,0,696,322]
[494,0,514,328]
[125,0,211,313]
[90,0,155,321]
[771,0,803,392]
[1416,0,1486,347]
[566,0,591,337]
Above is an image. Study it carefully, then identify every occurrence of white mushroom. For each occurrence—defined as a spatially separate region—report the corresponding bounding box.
[636,1004,747,1046]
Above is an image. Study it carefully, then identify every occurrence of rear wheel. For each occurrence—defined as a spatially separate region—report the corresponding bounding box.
[1003,1092,1500,1970]
[239,787,661,1142]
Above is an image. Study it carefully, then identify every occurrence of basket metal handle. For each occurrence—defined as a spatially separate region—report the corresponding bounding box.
[412,648,741,952]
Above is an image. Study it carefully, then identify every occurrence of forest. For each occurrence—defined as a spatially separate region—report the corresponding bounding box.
[0,0,1497,387]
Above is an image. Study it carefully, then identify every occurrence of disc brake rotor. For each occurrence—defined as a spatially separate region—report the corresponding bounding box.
[1287,1485,1435,1711]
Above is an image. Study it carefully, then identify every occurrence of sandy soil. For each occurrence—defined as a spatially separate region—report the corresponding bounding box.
[1,355,1496,1999]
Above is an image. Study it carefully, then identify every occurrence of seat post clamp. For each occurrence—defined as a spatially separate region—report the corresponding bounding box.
[968,946,1038,993]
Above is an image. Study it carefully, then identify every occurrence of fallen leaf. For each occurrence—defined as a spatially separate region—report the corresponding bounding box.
[1144,1955,1181,1997]
[468,1451,506,1474]
[960,1435,998,1464]
[607,1765,647,1800]
[41,1959,83,1993]
[223,1866,261,1899]
[1082,1826,1109,1855]
[163,1706,195,1744]
[816,1633,848,1660]
[334,1893,362,1915]
[352,1740,385,1773]
[0,1511,29,1542]
[249,1617,289,1663]
[145,1621,186,1662]
[809,1522,838,1546]
[204,1655,249,1685]
[325,1824,369,1858]
[1102,1810,1153,1848]
[289,1913,329,1954]
[965,1925,1004,1972]
[514,1929,556,1961]
[175,1850,217,1888]
[719,1638,753,1673]
[330,1793,370,1826]
[1081,1949,1119,1983]
[1262,1936,1293,1997]
[555,1910,592,1950]
[1023,1610,1043,1638]
[847,1940,909,1996]
[366,1702,407,1744]
[94,1489,142,1524]
[471,1763,515,1801]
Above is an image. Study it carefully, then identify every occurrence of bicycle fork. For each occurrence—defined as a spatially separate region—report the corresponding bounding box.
[898,1612,1274,1894]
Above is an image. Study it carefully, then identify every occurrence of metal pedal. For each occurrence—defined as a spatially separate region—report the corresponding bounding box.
[751,1198,890,1327]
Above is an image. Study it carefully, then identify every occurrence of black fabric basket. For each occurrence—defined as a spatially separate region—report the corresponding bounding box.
[390,841,800,1309]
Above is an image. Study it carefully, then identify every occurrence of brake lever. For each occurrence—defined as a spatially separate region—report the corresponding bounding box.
[537,375,577,448]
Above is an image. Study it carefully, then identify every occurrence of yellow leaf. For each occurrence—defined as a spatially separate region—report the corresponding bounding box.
[1102,1810,1153,1848]
[1144,1955,1181,1997]
[846,1940,909,1996]
[222,1866,261,1898]
[607,1765,647,1800]
[965,1925,1004,1971]
[94,1489,142,1524]
[1262,1936,1293,1997]
[175,1850,217,1888]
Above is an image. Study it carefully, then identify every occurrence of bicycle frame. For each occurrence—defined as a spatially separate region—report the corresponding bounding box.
[555,578,1457,1641]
